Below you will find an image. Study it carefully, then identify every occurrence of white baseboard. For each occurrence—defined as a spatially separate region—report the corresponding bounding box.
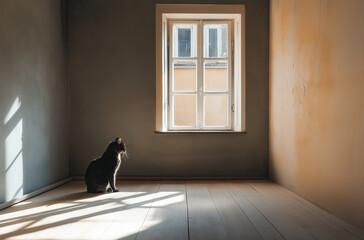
[0,177,73,211]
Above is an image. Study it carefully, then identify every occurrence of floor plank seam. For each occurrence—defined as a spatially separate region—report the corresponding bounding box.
[256,183,322,239]
[97,192,129,240]
[224,183,267,240]
[134,183,161,240]
[206,183,231,239]
[246,183,294,240]
[185,182,191,240]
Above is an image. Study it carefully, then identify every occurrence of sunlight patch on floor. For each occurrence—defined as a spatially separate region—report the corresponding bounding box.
[100,219,163,240]
[0,183,191,240]
[31,202,119,228]
[122,192,156,205]
[148,191,184,207]
[0,202,76,225]
[0,220,34,236]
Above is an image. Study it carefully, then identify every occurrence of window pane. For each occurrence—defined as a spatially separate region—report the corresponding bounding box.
[178,29,190,57]
[173,24,197,58]
[209,28,218,57]
[204,61,228,92]
[173,95,197,127]
[204,24,228,58]
[173,61,196,91]
[204,95,228,127]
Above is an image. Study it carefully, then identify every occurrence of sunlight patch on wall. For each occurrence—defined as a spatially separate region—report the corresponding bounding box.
[4,97,21,124]
[5,97,23,202]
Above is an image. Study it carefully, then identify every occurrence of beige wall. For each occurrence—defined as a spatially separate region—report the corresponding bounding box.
[270,0,364,228]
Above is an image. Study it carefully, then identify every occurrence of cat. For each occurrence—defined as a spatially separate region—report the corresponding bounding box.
[85,137,127,193]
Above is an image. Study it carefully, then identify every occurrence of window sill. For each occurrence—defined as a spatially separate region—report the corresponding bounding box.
[155,131,247,134]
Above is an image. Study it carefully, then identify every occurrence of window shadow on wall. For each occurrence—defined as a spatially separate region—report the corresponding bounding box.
[1,96,24,203]
[0,0,69,206]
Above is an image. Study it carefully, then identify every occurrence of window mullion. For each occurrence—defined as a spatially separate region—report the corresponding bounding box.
[168,21,173,130]
[228,21,233,129]
[197,20,204,130]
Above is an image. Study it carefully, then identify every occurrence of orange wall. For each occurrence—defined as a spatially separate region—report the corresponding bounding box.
[270,0,364,228]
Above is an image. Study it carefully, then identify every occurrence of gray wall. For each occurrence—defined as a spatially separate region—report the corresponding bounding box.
[69,0,269,177]
[0,0,69,203]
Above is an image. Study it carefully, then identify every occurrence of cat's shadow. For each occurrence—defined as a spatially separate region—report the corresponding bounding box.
[48,191,107,203]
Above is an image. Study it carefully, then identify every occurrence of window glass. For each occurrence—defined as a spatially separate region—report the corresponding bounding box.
[173,24,197,58]
[178,29,191,57]
[204,94,228,127]
[209,28,218,57]
[204,24,228,58]
[204,61,228,92]
[173,61,197,92]
[173,94,197,127]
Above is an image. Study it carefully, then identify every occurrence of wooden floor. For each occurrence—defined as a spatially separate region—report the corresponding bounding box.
[0,181,363,240]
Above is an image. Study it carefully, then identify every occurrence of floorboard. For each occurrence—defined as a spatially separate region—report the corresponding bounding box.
[226,182,285,240]
[207,183,263,240]
[100,182,160,240]
[136,182,188,240]
[186,182,228,240]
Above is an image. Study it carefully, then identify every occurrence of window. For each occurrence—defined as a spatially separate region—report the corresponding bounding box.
[170,20,232,130]
[156,5,245,132]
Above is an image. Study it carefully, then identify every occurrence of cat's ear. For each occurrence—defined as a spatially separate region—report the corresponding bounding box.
[116,137,122,144]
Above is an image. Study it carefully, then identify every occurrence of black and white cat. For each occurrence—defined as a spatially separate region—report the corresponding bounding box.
[85,137,127,193]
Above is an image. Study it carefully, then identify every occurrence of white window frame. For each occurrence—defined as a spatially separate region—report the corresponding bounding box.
[169,20,232,131]
[156,4,245,132]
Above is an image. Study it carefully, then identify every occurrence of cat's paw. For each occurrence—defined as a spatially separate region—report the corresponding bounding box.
[106,188,113,193]
[113,188,119,192]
